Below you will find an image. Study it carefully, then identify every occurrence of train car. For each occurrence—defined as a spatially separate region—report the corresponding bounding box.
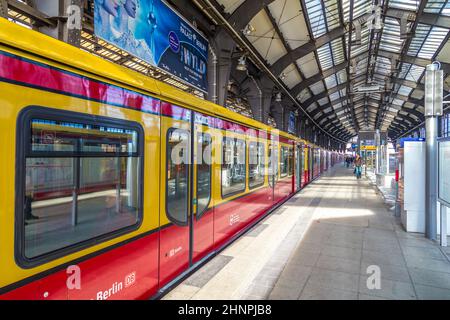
[0,19,339,300]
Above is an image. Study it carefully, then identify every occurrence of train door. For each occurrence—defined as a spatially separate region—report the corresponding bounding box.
[159,107,215,287]
[268,144,278,203]
[159,105,191,288]
[301,146,306,187]
[192,113,214,264]
[295,144,302,191]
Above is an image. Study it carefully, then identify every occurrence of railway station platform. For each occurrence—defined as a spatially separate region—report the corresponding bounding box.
[164,165,450,300]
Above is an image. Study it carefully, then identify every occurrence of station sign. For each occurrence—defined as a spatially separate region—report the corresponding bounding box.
[94,0,208,92]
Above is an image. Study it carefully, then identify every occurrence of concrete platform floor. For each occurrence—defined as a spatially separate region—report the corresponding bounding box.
[163,165,450,300]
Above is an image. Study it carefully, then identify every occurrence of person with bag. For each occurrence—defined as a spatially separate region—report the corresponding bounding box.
[354,154,362,179]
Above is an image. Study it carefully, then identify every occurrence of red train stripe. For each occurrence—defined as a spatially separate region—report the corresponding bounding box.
[0,52,160,114]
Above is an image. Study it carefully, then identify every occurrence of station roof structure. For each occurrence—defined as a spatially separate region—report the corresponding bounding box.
[197,0,450,140]
[4,0,450,142]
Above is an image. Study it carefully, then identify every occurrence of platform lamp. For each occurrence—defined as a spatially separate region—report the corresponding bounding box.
[275,92,282,102]
[236,55,247,71]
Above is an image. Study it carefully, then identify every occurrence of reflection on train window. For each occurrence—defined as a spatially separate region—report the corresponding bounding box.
[24,119,141,259]
[249,142,265,189]
[197,132,211,219]
[280,146,289,178]
[222,137,246,197]
[268,145,278,186]
[167,128,189,226]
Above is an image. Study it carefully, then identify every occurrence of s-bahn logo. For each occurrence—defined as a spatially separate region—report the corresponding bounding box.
[124,271,137,288]
[229,213,240,226]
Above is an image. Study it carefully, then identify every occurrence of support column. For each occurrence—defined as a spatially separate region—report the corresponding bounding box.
[271,101,284,131]
[244,75,274,124]
[424,63,443,241]
[0,0,7,18]
[34,0,83,46]
[207,30,235,106]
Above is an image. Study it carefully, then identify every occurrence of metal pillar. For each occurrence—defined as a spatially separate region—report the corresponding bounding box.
[207,30,235,107]
[425,116,438,240]
[0,0,8,18]
[271,101,284,130]
[34,0,82,46]
[375,129,381,174]
[424,63,443,240]
[245,75,273,124]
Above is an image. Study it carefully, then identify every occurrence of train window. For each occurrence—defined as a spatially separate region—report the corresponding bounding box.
[22,114,142,261]
[288,147,294,177]
[196,133,211,219]
[249,142,265,189]
[166,128,190,226]
[222,137,246,197]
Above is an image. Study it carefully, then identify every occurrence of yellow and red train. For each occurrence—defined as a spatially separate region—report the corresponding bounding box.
[0,18,343,300]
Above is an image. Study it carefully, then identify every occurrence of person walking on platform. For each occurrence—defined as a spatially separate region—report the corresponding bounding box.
[354,154,362,179]
[345,156,350,168]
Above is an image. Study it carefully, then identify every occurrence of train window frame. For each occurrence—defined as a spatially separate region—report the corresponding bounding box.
[221,137,247,199]
[16,106,144,269]
[248,141,265,190]
[288,146,294,177]
[196,131,212,221]
[165,127,190,227]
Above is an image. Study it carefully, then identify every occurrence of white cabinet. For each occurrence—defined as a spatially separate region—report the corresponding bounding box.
[400,141,426,233]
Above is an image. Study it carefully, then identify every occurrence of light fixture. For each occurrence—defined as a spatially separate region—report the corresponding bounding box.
[275,92,282,102]
[236,55,247,71]
[280,72,286,80]
[243,24,256,36]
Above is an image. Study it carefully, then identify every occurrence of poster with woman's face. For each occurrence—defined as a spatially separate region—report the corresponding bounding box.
[94,0,208,92]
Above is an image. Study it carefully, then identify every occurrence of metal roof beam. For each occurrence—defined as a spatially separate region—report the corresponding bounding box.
[291,61,348,97]
[385,8,450,29]
[6,0,56,27]
[302,83,347,109]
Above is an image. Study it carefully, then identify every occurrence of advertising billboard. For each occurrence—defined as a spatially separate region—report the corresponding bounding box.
[288,111,296,134]
[94,0,208,92]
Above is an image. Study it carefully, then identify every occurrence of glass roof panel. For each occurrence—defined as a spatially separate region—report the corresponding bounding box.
[330,38,345,65]
[305,0,327,38]
[310,81,326,94]
[323,0,341,31]
[379,17,404,53]
[330,91,340,101]
[406,65,425,82]
[398,85,413,96]
[318,97,329,106]
[424,0,450,15]
[298,88,311,102]
[317,43,334,70]
[389,0,420,11]
[418,26,448,59]
[336,69,347,84]
[408,24,432,57]
[324,74,337,89]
